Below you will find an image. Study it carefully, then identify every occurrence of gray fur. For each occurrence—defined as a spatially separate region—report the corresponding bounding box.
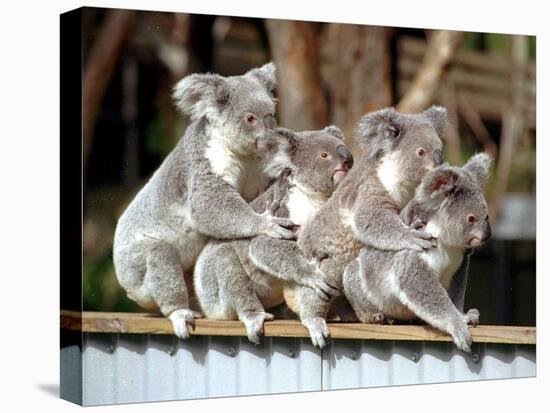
[113,63,297,339]
[292,106,447,347]
[194,127,353,344]
[343,153,493,352]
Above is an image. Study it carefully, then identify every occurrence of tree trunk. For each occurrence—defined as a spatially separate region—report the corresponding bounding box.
[321,24,392,155]
[83,10,134,171]
[264,20,328,131]
[440,79,462,165]
[397,30,464,113]
[491,35,530,219]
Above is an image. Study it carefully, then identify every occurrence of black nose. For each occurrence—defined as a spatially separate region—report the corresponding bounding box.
[337,146,354,171]
[482,219,492,242]
[433,149,443,166]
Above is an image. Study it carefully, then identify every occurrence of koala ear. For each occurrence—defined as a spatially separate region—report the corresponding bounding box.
[323,125,345,141]
[423,105,448,139]
[172,73,230,121]
[463,153,493,188]
[422,166,459,198]
[246,62,277,95]
[260,127,298,178]
[355,107,402,156]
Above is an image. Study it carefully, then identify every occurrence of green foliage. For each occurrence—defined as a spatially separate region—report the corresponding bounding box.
[145,116,174,158]
[462,32,483,51]
[84,252,141,312]
[486,33,507,55]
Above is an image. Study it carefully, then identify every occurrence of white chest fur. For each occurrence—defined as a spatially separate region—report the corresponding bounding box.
[377,152,411,209]
[287,185,328,227]
[420,220,464,290]
[205,135,268,202]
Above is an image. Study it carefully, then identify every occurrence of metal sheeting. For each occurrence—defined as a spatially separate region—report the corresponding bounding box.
[80,334,322,405]
[322,339,536,390]
[67,333,536,406]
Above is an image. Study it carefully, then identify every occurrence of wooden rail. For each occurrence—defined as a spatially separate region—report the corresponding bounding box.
[397,36,536,129]
[61,311,536,345]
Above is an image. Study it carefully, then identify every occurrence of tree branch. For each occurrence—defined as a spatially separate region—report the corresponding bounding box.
[397,30,464,113]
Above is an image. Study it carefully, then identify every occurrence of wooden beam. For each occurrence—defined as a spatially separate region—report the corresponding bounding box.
[61,311,536,345]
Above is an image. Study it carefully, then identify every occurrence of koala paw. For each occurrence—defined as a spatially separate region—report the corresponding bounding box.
[409,218,427,231]
[464,308,480,327]
[450,321,473,353]
[260,212,296,240]
[302,317,330,348]
[304,270,340,301]
[371,312,386,324]
[241,311,274,345]
[408,228,438,251]
[169,309,203,339]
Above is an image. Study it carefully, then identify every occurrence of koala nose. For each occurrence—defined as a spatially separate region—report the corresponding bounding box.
[433,149,444,166]
[482,218,492,242]
[337,146,354,171]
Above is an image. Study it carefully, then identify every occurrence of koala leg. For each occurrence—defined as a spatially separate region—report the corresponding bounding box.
[249,235,339,299]
[391,252,473,352]
[342,257,383,324]
[211,243,274,345]
[143,241,200,340]
[291,285,333,348]
[287,255,344,348]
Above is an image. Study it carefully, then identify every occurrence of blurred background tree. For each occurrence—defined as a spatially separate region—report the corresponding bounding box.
[81,8,536,325]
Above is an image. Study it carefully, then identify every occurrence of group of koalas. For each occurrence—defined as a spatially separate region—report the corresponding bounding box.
[113,62,492,352]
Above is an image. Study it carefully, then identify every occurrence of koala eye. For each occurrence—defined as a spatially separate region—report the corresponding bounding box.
[320,152,329,159]
[467,214,476,224]
[417,148,426,157]
[246,114,257,123]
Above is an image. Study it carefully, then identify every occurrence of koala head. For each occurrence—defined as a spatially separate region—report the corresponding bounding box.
[355,106,446,191]
[416,153,493,249]
[172,62,278,155]
[261,126,353,196]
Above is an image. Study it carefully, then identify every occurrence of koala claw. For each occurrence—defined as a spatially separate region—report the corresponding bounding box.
[464,308,480,327]
[302,317,330,348]
[451,323,473,353]
[371,312,386,324]
[410,218,427,231]
[261,213,297,240]
[169,309,199,339]
[306,273,340,301]
[410,229,437,251]
[242,311,275,345]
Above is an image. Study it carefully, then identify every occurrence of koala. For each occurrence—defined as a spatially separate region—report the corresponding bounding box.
[291,106,447,347]
[343,153,493,352]
[194,126,353,344]
[113,63,296,339]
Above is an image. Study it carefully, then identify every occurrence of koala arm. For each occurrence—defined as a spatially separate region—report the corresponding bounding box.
[188,173,295,240]
[448,250,473,313]
[248,236,339,300]
[352,192,435,252]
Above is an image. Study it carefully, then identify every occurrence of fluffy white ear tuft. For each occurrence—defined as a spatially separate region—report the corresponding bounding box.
[246,62,277,95]
[260,128,297,179]
[463,153,493,188]
[354,107,401,157]
[323,125,345,141]
[423,105,448,139]
[172,73,229,120]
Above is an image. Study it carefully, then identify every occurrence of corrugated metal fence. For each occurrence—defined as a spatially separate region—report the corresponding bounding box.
[61,332,536,406]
